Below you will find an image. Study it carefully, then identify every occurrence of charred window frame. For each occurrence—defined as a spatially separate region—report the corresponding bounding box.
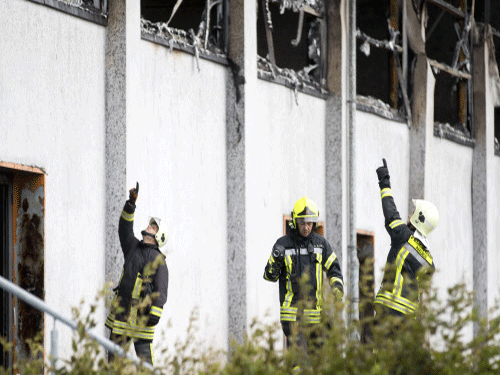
[356,0,411,123]
[427,0,474,146]
[257,0,328,98]
[141,0,229,65]
[27,0,107,25]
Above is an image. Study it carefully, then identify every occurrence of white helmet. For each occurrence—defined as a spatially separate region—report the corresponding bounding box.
[409,199,439,238]
[149,217,169,248]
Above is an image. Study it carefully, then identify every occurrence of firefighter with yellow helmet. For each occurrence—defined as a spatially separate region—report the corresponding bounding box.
[263,196,344,348]
[374,159,439,318]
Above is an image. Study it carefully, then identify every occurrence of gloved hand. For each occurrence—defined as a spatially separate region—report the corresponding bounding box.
[129,182,139,204]
[332,287,343,302]
[271,244,285,263]
[376,159,390,188]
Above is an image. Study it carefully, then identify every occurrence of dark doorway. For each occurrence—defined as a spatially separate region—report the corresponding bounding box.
[0,177,12,370]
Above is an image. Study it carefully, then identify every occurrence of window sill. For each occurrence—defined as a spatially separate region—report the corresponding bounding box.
[28,0,107,26]
[433,123,475,147]
[257,57,329,100]
[356,95,407,124]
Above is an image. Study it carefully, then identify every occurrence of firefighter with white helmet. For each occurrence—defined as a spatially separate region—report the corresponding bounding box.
[374,159,439,318]
[264,196,344,351]
[106,182,169,365]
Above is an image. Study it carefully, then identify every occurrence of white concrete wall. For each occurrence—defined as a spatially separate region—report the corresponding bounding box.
[355,111,410,285]
[125,17,229,355]
[489,153,500,307]
[428,137,474,297]
[487,69,500,309]
[0,0,106,362]
[246,80,327,335]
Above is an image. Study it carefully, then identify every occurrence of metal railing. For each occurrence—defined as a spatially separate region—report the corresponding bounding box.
[0,275,155,372]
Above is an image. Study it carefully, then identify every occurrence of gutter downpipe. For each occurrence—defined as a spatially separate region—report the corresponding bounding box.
[347,0,359,339]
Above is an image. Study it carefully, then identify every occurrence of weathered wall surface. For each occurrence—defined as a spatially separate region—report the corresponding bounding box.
[126,35,229,353]
[428,138,474,295]
[246,79,327,331]
[486,62,500,309]
[0,0,106,361]
[355,111,410,284]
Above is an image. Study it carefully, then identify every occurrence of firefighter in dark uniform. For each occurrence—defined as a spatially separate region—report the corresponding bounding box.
[264,196,344,349]
[374,159,439,319]
[106,183,169,365]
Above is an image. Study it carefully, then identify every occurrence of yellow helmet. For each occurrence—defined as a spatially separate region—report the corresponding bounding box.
[409,199,439,238]
[291,197,319,229]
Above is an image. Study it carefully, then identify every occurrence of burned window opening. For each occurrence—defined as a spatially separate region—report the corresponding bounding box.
[141,0,228,63]
[27,0,107,25]
[257,0,328,95]
[356,0,410,121]
[425,0,473,139]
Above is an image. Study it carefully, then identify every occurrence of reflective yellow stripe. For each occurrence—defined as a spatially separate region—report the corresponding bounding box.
[380,188,393,199]
[110,320,156,340]
[304,309,321,324]
[375,293,416,315]
[315,253,323,310]
[121,210,134,222]
[280,306,298,321]
[150,306,162,317]
[283,255,294,307]
[132,273,143,300]
[389,219,405,229]
[378,291,418,311]
[408,236,433,266]
[324,252,337,270]
[329,277,343,287]
[150,343,155,365]
[393,248,409,296]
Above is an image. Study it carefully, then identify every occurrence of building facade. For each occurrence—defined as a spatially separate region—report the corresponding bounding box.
[0,0,499,367]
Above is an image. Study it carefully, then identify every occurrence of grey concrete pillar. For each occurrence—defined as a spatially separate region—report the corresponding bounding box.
[105,0,127,286]
[325,0,343,265]
[472,34,489,335]
[226,0,246,347]
[408,54,433,208]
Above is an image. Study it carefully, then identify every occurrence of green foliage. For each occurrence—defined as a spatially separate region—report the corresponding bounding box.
[2,279,500,374]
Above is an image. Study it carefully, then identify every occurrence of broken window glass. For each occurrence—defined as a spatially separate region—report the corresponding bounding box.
[425,0,473,139]
[141,0,227,60]
[257,0,328,95]
[356,0,410,122]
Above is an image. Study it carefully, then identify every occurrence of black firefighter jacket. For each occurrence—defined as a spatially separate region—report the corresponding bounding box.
[264,230,344,324]
[105,201,169,341]
[374,180,435,316]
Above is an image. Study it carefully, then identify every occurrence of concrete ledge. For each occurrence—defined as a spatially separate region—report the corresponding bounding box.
[27,0,107,26]
[141,33,229,66]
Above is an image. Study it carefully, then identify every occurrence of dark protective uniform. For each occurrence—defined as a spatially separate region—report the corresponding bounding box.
[374,181,435,317]
[106,201,169,364]
[263,230,343,336]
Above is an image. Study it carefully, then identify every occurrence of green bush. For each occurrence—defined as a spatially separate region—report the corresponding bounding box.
[2,279,500,374]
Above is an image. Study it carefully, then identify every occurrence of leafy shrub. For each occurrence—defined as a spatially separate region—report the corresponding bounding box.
[1,279,500,374]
